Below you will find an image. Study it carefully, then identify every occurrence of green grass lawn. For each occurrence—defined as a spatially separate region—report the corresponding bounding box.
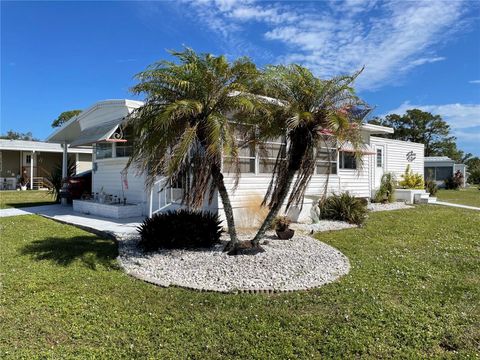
[1,207,479,358]
[0,190,56,209]
[436,186,480,208]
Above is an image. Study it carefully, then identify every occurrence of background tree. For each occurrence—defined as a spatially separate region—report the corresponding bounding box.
[466,157,480,184]
[0,130,38,141]
[51,110,82,128]
[250,65,369,247]
[370,109,470,162]
[126,48,262,251]
[431,140,470,163]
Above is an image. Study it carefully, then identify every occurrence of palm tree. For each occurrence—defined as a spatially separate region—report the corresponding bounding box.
[125,48,262,251]
[251,64,370,246]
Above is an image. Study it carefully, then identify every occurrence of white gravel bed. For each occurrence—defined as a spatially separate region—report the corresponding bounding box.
[117,233,350,293]
[291,220,356,234]
[367,202,413,212]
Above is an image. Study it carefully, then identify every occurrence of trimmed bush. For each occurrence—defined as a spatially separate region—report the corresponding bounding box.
[318,192,368,226]
[425,180,438,196]
[374,172,396,203]
[138,210,222,251]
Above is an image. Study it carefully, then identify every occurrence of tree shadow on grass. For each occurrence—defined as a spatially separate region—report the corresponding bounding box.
[21,235,119,270]
[6,201,57,209]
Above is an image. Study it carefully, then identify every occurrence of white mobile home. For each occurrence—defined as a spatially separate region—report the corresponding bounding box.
[47,99,425,222]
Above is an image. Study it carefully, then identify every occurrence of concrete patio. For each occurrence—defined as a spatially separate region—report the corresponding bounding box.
[0,204,143,237]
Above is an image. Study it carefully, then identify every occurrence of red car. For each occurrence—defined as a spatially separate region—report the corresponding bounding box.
[60,170,92,201]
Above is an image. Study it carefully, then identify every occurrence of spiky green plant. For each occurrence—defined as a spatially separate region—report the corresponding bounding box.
[318,192,368,226]
[126,48,263,250]
[425,179,438,196]
[399,165,424,189]
[250,64,370,245]
[374,172,396,203]
[46,159,76,203]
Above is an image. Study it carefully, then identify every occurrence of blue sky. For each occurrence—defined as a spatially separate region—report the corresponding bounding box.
[2,0,479,155]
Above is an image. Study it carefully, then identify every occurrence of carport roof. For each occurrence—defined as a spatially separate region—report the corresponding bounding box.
[0,139,91,153]
[46,99,143,146]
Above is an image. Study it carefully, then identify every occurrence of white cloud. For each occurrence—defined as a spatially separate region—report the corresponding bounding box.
[402,57,446,70]
[452,129,480,142]
[184,0,472,90]
[469,80,480,84]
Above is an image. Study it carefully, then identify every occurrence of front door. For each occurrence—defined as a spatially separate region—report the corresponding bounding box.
[21,152,35,180]
[22,152,32,168]
[374,145,385,189]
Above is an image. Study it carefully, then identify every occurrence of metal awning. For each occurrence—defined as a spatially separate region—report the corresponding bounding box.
[69,120,123,147]
[339,143,376,155]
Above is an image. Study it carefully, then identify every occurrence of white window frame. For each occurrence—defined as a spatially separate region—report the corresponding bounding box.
[315,137,338,175]
[258,137,287,174]
[94,142,114,160]
[223,123,257,174]
[376,148,383,168]
[339,151,357,170]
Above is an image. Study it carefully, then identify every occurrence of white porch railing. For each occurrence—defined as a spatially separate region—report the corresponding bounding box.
[148,177,184,217]
[32,177,53,190]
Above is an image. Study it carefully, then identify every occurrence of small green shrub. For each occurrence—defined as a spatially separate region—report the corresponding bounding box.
[399,165,424,189]
[272,215,291,231]
[47,159,76,202]
[317,192,368,226]
[444,170,464,190]
[138,210,222,251]
[374,172,396,203]
[425,180,438,196]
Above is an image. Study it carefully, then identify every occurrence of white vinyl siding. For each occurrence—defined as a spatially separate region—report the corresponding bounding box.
[370,137,425,192]
[76,153,92,174]
[92,158,148,213]
[219,153,371,223]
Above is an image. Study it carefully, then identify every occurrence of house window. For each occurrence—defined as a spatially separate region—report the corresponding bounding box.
[95,143,113,159]
[26,155,31,164]
[425,167,435,181]
[339,151,357,170]
[115,126,133,158]
[223,123,256,174]
[259,136,286,173]
[316,148,337,175]
[434,166,452,181]
[376,148,383,168]
[223,144,256,173]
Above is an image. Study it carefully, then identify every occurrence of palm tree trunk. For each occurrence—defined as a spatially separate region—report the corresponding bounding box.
[211,165,239,251]
[251,167,297,247]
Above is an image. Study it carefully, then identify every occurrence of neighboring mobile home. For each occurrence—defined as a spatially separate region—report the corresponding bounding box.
[0,139,92,190]
[47,99,424,222]
[424,156,467,187]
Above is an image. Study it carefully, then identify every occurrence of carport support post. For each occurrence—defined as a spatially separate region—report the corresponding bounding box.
[30,151,35,190]
[61,142,68,205]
